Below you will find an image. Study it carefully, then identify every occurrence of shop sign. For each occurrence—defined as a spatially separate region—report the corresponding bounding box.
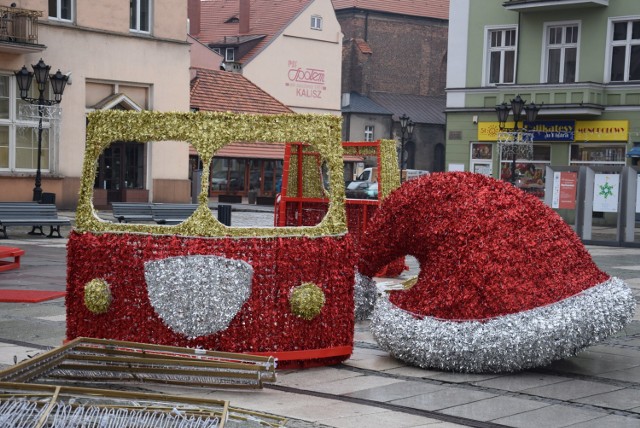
[479,120,629,142]
[478,121,574,142]
[551,171,577,209]
[575,120,629,141]
[286,60,326,99]
[527,121,574,142]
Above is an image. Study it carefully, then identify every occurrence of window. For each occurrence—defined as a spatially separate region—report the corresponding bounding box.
[364,125,374,142]
[211,48,221,56]
[49,0,73,21]
[609,19,640,82]
[225,48,235,62]
[570,144,626,165]
[311,15,322,30]
[0,75,53,172]
[544,23,579,83]
[130,0,151,33]
[486,27,517,85]
[500,145,550,198]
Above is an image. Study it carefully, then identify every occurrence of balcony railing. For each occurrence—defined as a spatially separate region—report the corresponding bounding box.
[0,5,42,46]
[503,0,609,11]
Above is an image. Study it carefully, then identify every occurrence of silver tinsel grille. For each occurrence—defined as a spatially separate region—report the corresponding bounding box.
[145,255,253,338]
[371,277,635,373]
[354,272,377,321]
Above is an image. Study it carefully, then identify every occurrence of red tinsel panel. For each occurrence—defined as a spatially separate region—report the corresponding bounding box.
[66,232,355,367]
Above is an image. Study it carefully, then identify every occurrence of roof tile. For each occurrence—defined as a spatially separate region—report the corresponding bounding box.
[190,68,293,114]
[197,0,313,64]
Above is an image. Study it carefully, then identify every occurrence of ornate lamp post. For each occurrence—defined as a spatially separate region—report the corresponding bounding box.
[14,59,69,201]
[399,113,415,183]
[495,95,540,185]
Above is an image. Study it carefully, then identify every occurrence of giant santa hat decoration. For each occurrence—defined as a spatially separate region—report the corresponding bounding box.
[357,172,634,373]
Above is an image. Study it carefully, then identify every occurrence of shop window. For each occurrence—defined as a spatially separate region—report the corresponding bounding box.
[364,125,374,142]
[500,145,550,198]
[608,18,640,82]
[544,22,579,83]
[570,144,627,164]
[49,0,73,21]
[486,27,517,85]
[470,142,493,176]
[130,0,151,33]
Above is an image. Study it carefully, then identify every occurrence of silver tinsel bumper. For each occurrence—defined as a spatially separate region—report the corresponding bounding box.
[145,255,253,339]
[354,271,377,321]
[371,277,635,373]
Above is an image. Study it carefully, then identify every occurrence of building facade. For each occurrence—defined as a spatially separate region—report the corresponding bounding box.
[191,0,343,115]
[446,0,640,198]
[334,0,449,173]
[0,0,191,208]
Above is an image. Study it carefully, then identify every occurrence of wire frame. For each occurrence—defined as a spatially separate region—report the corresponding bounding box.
[496,130,534,161]
[18,104,62,122]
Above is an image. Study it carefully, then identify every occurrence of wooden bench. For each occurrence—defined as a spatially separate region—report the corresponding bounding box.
[111,202,153,223]
[0,246,25,272]
[0,203,72,239]
[151,204,199,225]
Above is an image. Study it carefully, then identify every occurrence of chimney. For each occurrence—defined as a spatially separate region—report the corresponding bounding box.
[187,0,201,36]
[239,0,250,34]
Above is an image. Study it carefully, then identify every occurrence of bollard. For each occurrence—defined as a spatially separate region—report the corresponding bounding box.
[217,204,232,226]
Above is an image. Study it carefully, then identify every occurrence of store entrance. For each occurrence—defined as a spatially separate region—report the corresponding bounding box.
[95,142,145,204]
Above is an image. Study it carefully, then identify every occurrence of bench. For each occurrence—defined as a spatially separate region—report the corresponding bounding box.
[0,203,71,239]
[151,204,199,225]
[111,202,153,223]
[0,246,25,272]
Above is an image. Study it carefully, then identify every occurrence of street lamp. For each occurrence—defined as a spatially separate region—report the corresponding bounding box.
[495,95,540,185]
[14,59,69,202]
[399,113,415,183]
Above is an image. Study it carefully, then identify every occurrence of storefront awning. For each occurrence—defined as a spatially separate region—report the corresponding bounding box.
[627,144,640,158]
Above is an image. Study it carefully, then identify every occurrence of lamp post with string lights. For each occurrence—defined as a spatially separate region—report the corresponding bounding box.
[14,59,69,202]
[495,95,540,185]
[398,113,415,183]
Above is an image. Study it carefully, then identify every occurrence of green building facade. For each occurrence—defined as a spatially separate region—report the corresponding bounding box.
[446,0,640,200]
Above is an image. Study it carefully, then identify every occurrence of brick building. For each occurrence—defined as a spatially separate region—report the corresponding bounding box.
[333,0,449,172]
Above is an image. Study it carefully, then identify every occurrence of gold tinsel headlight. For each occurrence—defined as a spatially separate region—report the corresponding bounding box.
[84,279,112,314]
[289,282,326,320]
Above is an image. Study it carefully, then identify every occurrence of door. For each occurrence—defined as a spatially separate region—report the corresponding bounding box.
[95,142,145,204]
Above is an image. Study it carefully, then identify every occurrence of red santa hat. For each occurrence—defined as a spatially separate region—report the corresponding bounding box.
[357,172,634,372]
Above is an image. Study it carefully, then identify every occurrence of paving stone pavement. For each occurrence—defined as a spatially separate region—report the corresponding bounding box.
[1,207,640,427]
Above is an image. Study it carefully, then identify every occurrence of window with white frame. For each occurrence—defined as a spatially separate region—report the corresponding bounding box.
[364,125,374,142]
[130,0,151,33]
[0,75,52,172]
[608,18,640,82]
[486,27,517,85]
[225,48,235,62]
[544,23,579,83]
[311,15,323,30]
[48,0,73,21]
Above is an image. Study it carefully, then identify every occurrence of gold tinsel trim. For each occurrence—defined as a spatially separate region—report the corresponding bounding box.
[289,282,326,320]
[76,111,347,238]
[84,279,112,314]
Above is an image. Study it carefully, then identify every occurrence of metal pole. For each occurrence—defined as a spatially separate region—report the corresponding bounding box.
[510,118,519,186]
[33,96,44,202]
[400,132,405,183]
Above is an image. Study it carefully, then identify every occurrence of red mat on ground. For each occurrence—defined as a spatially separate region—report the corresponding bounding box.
[0,289,66,303]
